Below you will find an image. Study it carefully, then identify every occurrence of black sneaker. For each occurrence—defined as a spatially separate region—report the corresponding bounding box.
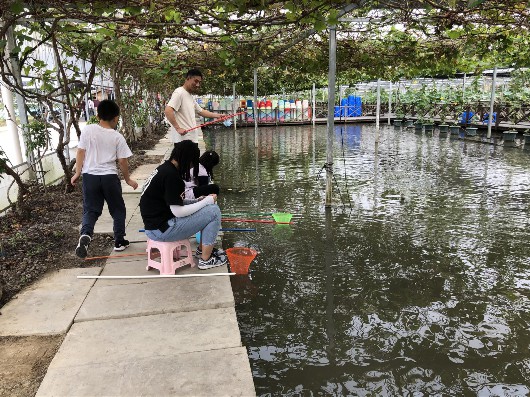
[114,239,130,251]
[75,235,91,259]
[198,252,228,270]
[195,247,225,258]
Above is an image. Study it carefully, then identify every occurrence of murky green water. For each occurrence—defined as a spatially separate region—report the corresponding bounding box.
[205,124,530,396]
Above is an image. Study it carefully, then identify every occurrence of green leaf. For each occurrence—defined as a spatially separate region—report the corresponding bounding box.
[95,27,114,37]
[314,19,326,32]
[125,6,142,15]
[128,44,140,55]
[284,1,295,12]
[164,10,181,23]
[327,9,339,26]
[446,30,463,39]
[10,1,24,14]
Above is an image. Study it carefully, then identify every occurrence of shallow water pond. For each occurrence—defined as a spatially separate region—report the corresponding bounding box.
[205,124,530,396]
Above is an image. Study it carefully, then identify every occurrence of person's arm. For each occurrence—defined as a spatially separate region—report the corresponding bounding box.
[170,195,216,217]
[198,109,224,119]
[164,105,187,136]
[183,198,199,205]
[117,158,138,190]
[71,148,86,186]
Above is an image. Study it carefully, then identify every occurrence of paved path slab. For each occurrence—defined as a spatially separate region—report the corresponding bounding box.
[143,149,170,157]
[36,346,255,397]
[125,207,146,242]
[121,161,165,193]
[93,195,140,235]
[130,163,162,180]
[0,268,102,336]
[75,270,234,322]
[43,308,241,365]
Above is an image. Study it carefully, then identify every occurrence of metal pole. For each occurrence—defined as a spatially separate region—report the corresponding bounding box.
[325,26,336,207]
[232,82,237,131]
[339,85,343,122]
[312,83,316,125]
[5,24,37,179]
[0,83,23,165]
[487,66,497,139]
[462,72,467,103]
[324,206,336,364]
[376,79,381,132]
[388,81,392,125]
[254,69,258,147]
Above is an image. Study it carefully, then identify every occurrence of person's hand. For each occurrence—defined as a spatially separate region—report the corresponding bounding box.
[176,127,187,135]
[209,193,217,203]
[127,178,139,190]
[197,195,206,201]
[71,173,80,186]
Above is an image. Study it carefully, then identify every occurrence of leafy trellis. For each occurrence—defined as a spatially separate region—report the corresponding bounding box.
[1,0,530,212]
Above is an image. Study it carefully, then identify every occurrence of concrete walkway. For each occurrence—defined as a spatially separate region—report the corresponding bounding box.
[0,135,255,396]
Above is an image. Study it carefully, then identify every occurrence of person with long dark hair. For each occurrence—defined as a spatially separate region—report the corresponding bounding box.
[140,140,226,269]
[184,150,220,199]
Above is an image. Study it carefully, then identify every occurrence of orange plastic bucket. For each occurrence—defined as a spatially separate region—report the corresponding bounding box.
[226,247,257,275]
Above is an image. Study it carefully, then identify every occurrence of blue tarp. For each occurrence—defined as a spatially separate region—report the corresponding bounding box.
[460,111,474,124]
[483,112,497,123]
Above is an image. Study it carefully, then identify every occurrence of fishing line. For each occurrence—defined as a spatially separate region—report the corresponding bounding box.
[315,162,350,211]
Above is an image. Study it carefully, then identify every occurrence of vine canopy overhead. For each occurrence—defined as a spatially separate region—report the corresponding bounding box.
[2,0,530,95]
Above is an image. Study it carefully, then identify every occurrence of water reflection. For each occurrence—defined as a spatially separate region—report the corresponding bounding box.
[208,124,530,395]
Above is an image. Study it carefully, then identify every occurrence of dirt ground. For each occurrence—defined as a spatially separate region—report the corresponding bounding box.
[0,335,64,397]
[0,127,166,396]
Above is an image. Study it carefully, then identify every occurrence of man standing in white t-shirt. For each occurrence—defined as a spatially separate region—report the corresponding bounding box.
[164,68,223,147]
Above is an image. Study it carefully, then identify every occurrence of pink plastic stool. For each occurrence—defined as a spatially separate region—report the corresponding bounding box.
[146,238,195,275]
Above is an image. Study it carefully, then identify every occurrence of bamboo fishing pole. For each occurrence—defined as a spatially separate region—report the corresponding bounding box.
[84,253,147,261]
[184,111,245,132]
[221,218,292,224]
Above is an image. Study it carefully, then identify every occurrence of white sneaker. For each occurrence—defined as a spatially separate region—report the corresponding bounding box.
[198,253,228,270]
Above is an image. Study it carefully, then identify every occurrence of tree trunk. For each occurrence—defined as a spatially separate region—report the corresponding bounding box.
[0,158,30,217]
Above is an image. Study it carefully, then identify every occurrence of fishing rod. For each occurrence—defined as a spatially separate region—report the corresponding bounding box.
[221,218,292,225]
[138,228,256,232]
[184,111,245,132]
[85,252,147,261]
[222,212,273,217]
